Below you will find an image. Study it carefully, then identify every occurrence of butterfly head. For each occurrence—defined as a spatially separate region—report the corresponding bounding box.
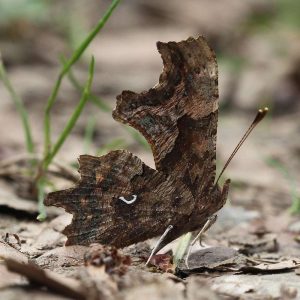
[202,178,231,216]
[215,179,231,210]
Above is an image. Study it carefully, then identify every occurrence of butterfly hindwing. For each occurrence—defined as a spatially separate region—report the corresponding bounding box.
[45,150,194,247]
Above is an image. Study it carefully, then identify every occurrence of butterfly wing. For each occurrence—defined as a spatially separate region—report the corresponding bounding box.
[45,150,194,247]
[113,36,218,198]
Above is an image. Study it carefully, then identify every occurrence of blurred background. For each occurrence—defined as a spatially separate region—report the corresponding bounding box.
[0,0,299,215]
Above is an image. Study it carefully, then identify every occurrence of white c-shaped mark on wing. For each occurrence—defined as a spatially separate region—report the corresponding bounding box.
[118,194,137,204]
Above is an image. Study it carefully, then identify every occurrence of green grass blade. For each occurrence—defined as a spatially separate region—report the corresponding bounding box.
[43,0,121,157]
[44,73,63,157]
[63,0,121,72]
[65,61,111,112]
[60,54,111,112]
[83,115,97,153]
[44,56,95,169]
[0,56,35,154]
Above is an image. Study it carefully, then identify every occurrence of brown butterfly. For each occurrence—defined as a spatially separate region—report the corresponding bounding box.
[45,36,267,254]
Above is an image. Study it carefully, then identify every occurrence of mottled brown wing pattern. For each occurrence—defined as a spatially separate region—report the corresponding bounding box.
[113,36,218,197]
[45,150,194,247]
[45,36,227,249]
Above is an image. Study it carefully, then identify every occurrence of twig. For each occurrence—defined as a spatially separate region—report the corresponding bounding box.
[5,258,86,299]
[0,153,78,182]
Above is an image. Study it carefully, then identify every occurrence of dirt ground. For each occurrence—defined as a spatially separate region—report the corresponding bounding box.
[0,1,300,299]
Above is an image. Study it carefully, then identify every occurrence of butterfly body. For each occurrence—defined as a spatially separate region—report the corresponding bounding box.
[45,36,230,248]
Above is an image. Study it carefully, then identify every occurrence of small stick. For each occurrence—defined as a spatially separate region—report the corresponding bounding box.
[0,153,78,182]
[5,258,85,299]
[145,225,173,266]
[0,153,40,169]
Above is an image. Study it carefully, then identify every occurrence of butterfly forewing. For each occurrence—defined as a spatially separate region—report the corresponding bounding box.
[113,36,218,197]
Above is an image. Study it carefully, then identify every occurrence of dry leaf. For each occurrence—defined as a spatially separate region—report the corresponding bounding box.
[241,259,300,273]
[149,253,174,273]
[229,233,278,255]
[177,246,247,275]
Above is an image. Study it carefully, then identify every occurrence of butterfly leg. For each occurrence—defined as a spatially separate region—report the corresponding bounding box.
[185,214,217,268]
[185,179,231,268]
[145,225,173,266]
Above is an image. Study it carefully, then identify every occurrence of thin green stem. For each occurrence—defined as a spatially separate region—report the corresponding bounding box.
[83,116,96,153]
[65,61,111,112]
[0,57,35,154]
[44,57,95,169]
[44,73,63,157]
[43,0,121,157]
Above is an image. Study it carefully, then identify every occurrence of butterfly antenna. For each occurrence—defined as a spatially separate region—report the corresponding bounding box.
[215,107,269,185]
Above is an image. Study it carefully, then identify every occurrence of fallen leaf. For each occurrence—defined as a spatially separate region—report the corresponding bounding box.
[84,244,131,276]
[177,246,247,275]
[229,233,278,255]
[177,246,300,276]
[240,259,300,273]
[148,253,174,273]
[211,272,300,299]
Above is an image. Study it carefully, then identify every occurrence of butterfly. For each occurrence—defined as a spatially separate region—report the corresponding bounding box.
[45,36,232,251]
